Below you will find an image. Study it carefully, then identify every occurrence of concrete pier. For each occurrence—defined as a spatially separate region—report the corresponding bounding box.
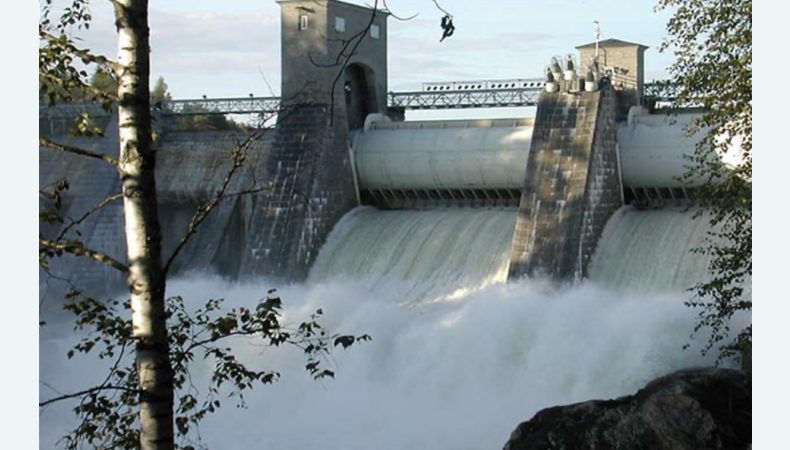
[508,84,622,281]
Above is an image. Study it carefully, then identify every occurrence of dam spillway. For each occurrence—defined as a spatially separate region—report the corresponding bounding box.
[40,95,749,450]
[40,203,738,449]
[38,0,737,293]
[309,207,518,302]
[590,206,720,292]
[38,92,731,300]
[308,204,734,298]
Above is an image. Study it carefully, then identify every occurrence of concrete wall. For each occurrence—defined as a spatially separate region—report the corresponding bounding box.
[39,126,277,302]
[508,84,622,281]
[154,131,275,277]
[39,115,125,308]
[237,103,359,280]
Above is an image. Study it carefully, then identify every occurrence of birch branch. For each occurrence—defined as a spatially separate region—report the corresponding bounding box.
[57,193,124,242]
[39,385,140,408]
[163,131,263,275]
[40,237,129,274]
[40,136,119,166]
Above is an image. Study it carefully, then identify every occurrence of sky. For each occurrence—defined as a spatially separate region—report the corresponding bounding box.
[63,0,676,100]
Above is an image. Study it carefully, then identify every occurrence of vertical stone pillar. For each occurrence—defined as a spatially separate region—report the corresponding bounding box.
[238,104,358,280]
[508,83,622,281]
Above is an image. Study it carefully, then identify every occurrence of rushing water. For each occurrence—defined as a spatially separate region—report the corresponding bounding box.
[309,206,518,304]
[590,205,718,291]
[590,205,752,298]
[39,205,747,450]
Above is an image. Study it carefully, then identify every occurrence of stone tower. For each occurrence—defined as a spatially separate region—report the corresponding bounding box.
[576,38,647,110]
[277,0,388,128]
[233,1,389,281]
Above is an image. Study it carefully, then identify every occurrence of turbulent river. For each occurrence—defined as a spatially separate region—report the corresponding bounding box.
[39,205,748,449]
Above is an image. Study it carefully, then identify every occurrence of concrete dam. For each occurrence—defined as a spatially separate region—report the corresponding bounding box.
[38,0,730,300]
[39,98,721,301]
[39,1,751,449]
[39,0,728,299]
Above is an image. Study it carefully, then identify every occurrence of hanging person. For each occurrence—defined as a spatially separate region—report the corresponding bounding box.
[440,14,455,42]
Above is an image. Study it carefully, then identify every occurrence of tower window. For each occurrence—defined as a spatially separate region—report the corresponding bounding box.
[335,17,346,32]
[370,24,380,39]
[299,14,309,30]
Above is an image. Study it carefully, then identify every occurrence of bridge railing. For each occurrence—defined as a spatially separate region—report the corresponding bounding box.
[39,79,679,118]
[643,80,681,104]
[388,87,543,109]
[163,97,282,115]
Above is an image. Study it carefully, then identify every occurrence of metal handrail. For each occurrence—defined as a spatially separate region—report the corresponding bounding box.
[39,79,678,118]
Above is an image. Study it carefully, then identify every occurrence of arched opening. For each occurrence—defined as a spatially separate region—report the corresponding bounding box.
[344,63,378,130]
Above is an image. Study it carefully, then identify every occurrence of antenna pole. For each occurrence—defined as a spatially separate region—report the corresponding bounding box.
[593,20,601,59]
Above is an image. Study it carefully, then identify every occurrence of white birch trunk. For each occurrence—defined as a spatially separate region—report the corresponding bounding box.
[113,1,174,448]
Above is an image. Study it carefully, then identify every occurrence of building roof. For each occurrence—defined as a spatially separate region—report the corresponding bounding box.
[576,38,649,50]
[277,0,390,15]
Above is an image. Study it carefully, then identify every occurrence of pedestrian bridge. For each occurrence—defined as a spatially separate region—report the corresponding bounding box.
[38,78,676,119]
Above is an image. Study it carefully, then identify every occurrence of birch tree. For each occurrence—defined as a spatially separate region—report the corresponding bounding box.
[113,0,175,447]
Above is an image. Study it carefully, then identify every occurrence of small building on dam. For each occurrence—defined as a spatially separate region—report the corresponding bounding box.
[38,0,737,302]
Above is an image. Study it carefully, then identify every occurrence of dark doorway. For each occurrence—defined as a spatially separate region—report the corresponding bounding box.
[344,64,377,130]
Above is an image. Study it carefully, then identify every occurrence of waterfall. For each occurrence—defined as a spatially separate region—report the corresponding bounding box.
[589,205,750,297]
[309,206,518,303]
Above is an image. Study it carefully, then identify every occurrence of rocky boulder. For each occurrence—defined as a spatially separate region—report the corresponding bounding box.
[503,368,751,450]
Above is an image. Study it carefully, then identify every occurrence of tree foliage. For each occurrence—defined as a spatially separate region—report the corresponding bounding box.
[41,289,369,450]
[174,108,246,132]
[40,0,115,108]
[656,0,752,359]
[149,76,245,131]
[151,76,173,106]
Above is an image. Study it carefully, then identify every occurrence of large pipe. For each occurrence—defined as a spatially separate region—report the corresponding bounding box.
[617,108,707,188]
[353,109,738,193]
[617,107,742,188]
[353,118,534,191]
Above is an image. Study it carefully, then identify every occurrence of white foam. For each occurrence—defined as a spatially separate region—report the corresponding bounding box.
[40,275,739,450]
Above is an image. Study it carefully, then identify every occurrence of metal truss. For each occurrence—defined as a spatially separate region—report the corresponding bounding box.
[162,97,281,115]
[388,87,543,109]
[643,81,680,103]
[40,79,678,119]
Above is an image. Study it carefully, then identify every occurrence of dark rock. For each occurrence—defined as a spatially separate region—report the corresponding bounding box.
[503,368,751,450]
